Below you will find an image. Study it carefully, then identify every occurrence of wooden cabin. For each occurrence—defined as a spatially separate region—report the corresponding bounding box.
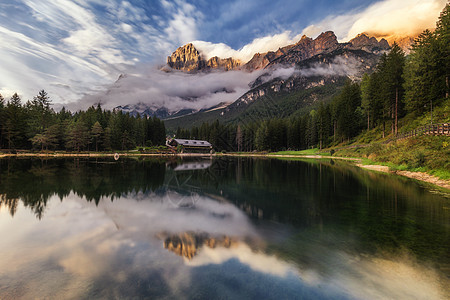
[167,138,213,153]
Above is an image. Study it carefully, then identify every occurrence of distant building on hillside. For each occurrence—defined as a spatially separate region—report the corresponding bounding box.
[167,138,213,153]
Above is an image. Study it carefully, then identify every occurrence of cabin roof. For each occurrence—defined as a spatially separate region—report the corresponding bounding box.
[172,139,212,147]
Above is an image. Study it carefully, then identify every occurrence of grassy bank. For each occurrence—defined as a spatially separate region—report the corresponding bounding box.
[332,136,450,180]
[269,134,450,182]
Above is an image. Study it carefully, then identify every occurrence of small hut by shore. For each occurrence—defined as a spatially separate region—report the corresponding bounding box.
[167,138,213,153]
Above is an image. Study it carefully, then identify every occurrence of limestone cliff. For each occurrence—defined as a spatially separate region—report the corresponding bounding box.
[167,43,206,72]
[168,32,393,73]
[206,56,242,71]
[243,31,392,71]
[244,31,341,70]
[346,33,390,53]
[167,43,241,72]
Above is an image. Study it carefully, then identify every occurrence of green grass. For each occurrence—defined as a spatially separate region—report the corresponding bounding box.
[332,135,450,180]
[271,148,322,155]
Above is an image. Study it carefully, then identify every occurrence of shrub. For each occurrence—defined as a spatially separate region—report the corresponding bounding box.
[410,151,426,168]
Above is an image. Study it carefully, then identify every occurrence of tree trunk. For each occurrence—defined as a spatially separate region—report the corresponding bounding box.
[320,132,322,150]
[333,121,336,142]
[367,111,370,131]
[391,106,394,135]
[382,121,385,138]
[446,75,449,98]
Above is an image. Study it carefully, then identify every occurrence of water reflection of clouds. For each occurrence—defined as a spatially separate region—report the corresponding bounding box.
[189,244,294,277]
[103,192,256,237]
[0,192,448,299]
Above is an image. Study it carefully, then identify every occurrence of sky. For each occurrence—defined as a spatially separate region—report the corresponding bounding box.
[0,0,446,110]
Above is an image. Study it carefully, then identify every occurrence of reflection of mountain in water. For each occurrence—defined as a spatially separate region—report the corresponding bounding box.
[162,232,236,260]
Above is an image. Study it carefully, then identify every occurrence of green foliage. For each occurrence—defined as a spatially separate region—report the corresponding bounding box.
[336,136,450,180]
[404,3,449,116]
[0,94,166,151]
[334,80,362,141]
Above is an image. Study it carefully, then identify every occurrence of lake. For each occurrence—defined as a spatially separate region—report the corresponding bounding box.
[0,157,449,299]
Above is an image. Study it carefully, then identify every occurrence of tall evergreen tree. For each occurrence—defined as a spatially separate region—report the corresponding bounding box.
[91,121,104,152]
[404,4,448,120]
[379,43,405,135]
[5,93,27,149]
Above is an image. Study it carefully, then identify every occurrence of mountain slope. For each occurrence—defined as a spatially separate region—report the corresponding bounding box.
[164,47,381,130]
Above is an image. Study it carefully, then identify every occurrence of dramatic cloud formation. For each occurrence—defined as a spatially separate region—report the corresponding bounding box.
[300,0,446,41]
[0,0,446,108]
[71,66,265,112]
[0,0,201,104]
[345,0,446,40]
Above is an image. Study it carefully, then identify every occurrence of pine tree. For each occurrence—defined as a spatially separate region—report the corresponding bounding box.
[66,121,89,152]
[33,90,52,133]
[360,73,371,130]
[335,81,362,141]
[5,93,27,149]
[91,121,103,152]
[436,3,449,99]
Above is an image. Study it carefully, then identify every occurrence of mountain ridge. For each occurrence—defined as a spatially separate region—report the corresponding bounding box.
[166,32,391,73]
[116,31,400,122]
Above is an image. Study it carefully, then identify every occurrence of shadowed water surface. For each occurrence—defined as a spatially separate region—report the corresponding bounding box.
[0,157,448,299]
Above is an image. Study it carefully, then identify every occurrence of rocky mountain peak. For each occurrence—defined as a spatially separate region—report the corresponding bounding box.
[314,31,338,48]
[206,56,242,71]
[167,43,241,72]
[167,43,205,72]
[347,33,390,53]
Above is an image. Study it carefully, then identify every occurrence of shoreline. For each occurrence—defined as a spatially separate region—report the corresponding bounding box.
[0,152,448,190]
[356,164,450,190]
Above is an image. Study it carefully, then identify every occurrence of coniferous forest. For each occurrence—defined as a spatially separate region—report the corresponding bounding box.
[176,5,449,152]
[0,91,166,151]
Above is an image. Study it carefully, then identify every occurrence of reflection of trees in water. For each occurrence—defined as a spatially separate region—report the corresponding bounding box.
[0,158,166,218]
[0,194,19,216]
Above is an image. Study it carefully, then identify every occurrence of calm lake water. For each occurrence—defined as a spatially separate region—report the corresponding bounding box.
[0,157,449,299]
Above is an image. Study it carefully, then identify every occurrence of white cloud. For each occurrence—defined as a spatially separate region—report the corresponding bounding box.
[193,31,302,62]
[345,0,446,40]
[71,66,265,111]
[0,0,182,103]
[298,0,446,41]
[162,0,203,47]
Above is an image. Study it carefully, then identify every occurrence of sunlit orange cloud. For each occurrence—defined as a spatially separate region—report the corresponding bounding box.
[345,0,446,43]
